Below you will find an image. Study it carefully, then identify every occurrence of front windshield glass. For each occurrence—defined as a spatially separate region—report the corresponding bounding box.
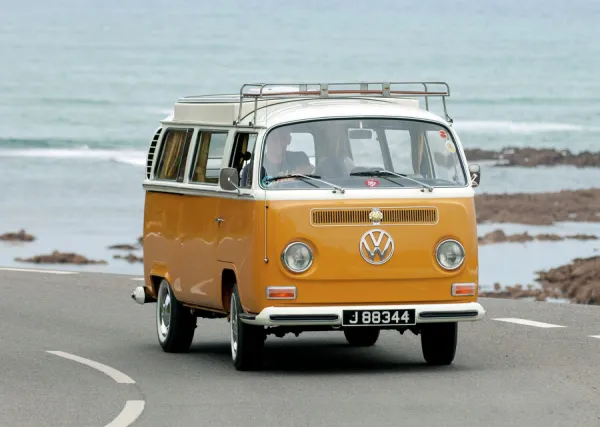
[258,118,467,190]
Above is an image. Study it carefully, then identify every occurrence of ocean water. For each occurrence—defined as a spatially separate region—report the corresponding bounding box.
[1,0,600,286]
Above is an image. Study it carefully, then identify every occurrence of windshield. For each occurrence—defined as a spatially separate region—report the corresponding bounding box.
[258,118,467,190]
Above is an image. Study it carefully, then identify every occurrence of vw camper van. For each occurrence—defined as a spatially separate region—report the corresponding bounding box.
[132,81,485,371]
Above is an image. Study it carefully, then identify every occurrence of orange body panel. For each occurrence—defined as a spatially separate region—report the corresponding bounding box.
[143,190,262,311]
[143,190,478,315]
[250,198,478,312]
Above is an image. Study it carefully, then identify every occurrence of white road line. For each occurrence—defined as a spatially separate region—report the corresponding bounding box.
[46,351,136,384]
[590,335,600,339]
[493,318,566,328]
[105,400,145,427]
[130,277,144,281]
[0,267,77,275]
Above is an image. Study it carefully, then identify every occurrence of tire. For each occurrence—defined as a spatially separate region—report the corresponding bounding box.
[156,279,196,353]
[343,328,380,346]
[230,284,265,371]
[420,322,457,365]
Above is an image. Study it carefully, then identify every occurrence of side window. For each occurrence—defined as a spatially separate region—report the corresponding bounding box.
[190,131,228,184]
[230,132,257,188]
[385,129,413,174]
[154,128,193,181]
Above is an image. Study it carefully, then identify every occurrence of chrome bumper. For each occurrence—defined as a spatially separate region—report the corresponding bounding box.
[239,302,486,327]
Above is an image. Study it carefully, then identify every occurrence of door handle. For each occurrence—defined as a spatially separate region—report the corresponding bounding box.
[215,217,225,224]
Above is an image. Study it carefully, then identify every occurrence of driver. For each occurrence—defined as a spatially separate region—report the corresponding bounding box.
[239,127,310,186]
[262,127,293,177]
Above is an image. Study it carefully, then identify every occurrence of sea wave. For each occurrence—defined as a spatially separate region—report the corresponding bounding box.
[453,120,595,133]
[0,137,143,150]
[0,147,146,167]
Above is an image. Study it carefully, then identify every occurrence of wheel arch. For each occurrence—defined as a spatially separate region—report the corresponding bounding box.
[147,263,174,298]
[221,268,237,314]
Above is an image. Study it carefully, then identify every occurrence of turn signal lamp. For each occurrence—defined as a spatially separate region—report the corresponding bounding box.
[452,283,476,296]
[267,286,297,300]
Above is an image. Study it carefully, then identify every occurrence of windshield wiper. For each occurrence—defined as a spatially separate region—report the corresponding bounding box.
[264,173,345,194]
[350,169,433,192]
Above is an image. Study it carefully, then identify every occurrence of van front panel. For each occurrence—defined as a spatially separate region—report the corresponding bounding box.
[248,197,478,313]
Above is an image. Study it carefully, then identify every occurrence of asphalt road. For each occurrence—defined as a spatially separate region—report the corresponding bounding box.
[1,268,599,427]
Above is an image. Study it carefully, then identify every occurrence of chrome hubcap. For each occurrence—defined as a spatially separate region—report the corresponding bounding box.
[230,293,238,360]
[157,283,171,342]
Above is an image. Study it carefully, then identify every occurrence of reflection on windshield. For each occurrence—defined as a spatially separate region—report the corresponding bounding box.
[258,118,467,190]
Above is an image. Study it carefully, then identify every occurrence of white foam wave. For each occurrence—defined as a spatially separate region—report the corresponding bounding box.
[454,120,590,133]
[0,148,146,167]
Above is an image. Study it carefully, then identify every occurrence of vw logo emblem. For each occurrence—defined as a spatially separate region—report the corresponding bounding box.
[359,229,394,265]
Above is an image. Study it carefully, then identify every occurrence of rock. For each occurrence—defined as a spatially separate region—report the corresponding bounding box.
[0,229,35,242]
[108,244,138,250]
[464,147,600,168]
[463,148,498,161]
[475,189,600,225]
[478,229,508,244]
[567,234,599,241]
[113,253,143,263]
[15,250,107,265]
[478,229,598,245]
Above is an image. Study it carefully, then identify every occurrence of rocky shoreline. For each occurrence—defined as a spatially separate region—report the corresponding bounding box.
[465,147,600,168]
[0,229,35,242]
[474,188,600,225]
[0,231,144,265]
[479,229,598,245]
[480,255,600,305]
[15,250,107,265]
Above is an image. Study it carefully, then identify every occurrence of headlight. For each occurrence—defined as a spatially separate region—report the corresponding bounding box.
[436,239,465,270]
[281,242,313,273]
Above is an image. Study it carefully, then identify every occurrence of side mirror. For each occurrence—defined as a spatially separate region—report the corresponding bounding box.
[219,167,240,192]
[468,164,481,187]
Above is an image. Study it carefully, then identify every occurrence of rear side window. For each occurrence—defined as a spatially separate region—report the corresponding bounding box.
[190,131,229,184]
[154,128,193,181]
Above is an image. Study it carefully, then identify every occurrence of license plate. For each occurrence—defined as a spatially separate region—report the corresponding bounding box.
[342,309,416,326]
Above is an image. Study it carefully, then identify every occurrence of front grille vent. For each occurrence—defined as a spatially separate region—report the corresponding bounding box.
[311,207,438,226]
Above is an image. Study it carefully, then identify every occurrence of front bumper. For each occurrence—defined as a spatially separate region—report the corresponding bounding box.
[239,302,486,327]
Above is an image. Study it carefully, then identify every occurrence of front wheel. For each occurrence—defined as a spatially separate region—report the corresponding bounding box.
[156,279,196,352]
[230,285,265,371]
[420,322,457,365]
[343,328,380,346]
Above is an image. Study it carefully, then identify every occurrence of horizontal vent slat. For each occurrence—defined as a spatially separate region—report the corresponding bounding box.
[311,208,437,225]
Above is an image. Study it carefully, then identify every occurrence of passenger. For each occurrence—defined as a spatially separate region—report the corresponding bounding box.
[315,130,355,178]
[287,151,314,175]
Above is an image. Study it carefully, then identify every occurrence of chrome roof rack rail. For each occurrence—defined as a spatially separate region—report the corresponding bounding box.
[233,81,452,126]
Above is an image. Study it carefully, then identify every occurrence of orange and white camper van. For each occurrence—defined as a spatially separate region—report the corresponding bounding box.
[132,81,485,371]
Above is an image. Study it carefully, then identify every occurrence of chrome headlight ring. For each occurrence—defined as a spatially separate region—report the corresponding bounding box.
[281,242,313,273]
[436,239,465,270]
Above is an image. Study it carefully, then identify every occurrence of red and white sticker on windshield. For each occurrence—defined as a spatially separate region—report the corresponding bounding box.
[365,178,379,188]
[440,130,447,139]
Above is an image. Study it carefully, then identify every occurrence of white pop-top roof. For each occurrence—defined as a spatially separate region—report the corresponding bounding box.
[164,82,453,128]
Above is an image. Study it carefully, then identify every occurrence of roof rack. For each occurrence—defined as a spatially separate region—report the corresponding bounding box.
[234,81,452,126]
